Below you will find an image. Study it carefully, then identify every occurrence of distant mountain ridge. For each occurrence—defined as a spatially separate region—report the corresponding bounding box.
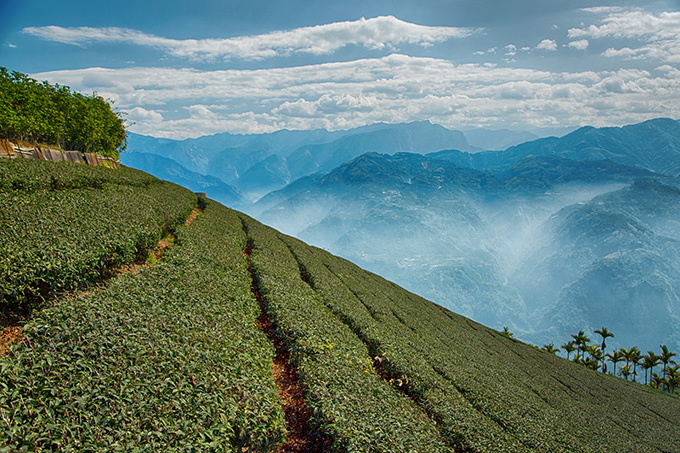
[248,127,680,353]
[126,121,482,200]
[433,118,680,175]
[120,152,249,208]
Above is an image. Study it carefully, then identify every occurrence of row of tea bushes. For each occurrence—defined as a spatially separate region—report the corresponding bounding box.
[0,201,286,451]
[0,158,195,310]
[241,216,680,453]
[241,216,453,452]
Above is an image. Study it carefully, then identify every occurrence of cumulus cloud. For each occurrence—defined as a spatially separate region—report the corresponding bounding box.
[568,10,680,63]
[568,39,589,50]
[23,16,475,61]
[32,54,680,138]
[536,39,557,51]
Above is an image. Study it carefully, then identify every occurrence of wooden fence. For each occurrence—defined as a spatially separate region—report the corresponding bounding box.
[0,139,118,167]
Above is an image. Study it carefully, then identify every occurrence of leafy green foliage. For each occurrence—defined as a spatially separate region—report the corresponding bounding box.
[0,67,126,158]
[241,215,680,452]
[1,160,679,452]
[0,158,195,310]
[0,198,285,451]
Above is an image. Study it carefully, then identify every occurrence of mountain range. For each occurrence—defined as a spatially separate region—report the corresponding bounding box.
[124,121,540,202]
[123,117,680,353]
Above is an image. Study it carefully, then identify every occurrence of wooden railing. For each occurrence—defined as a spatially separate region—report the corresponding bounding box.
[0,139,118,167]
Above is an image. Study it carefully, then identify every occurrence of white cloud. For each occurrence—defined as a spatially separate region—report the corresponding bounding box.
[568,11,680,64]
[505,44,517,56]
[568,39,589,50]
[536,39,557,51]
[32,54,680,139]
[127,106,163,122]
[580,7,628,14]
[23,16,475,61]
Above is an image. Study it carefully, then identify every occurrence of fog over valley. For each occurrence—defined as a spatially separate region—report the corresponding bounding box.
[124,118,680,354]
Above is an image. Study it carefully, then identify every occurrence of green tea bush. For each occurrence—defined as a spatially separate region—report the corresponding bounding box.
[241,215,680,453]
[0,158,195,310]
[0,202,285,451]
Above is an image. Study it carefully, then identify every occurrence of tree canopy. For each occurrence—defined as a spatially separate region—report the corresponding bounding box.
[0,67,126,159]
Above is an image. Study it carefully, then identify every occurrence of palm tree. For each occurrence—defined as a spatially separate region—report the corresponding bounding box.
[651,372,665,390]
[606,350,624,376]
[620,347,631,369]
[562,341,576,360]
[502,326,514,338]
[594,327,614,372]
[619,365,632,381]
[667,365,680,393]
[626,347,641,382]
[541,344,560,355]
[641,352,660,385]
[585,345,602,371]
[571,330,590,363]
[659,345,677,381]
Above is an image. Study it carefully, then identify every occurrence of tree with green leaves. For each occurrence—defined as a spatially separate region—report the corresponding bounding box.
[561,341,576,360]
[571,330,590,363]
[641,352,660,386]
[0,67,126,158]
[541,344,560,355]
[594,327,614,373]
[606,350,624,376]
[667,365,680,393]
[623,347,641,382]
[619,365,632,381]
[659,345,677,383]
[584,345,602,371]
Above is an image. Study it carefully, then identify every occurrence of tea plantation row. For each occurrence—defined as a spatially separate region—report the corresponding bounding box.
[240,216,680,452]
[1,158,679,452]
[0,158,195,310]
[1,195,286,450]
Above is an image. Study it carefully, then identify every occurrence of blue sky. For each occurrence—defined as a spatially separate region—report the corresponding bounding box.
[1,0,679,138]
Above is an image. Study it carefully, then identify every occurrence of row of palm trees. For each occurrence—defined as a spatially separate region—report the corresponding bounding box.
[541,327,679,393]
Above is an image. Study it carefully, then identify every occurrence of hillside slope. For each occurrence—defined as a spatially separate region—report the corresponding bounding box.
[1,158,679,452]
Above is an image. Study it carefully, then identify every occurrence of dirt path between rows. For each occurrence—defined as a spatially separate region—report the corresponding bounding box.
[240,221,329,453]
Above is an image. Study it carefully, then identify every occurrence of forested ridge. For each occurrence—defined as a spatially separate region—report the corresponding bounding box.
[0,67,126,158]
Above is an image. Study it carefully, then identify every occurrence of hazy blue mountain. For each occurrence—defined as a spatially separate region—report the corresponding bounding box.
[286,121,478,180]
[120,151,249,209]
[234,153,291,199]
[126,121,479,198]
[432,118,680,175]
[462,128,539,151]
[250,146,680,353]
[499,155,662,190]
[517,182,680,351]
[249,173,325,217]
[126,128,344,181]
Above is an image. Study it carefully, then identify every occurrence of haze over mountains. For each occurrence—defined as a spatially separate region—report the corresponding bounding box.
[122,118,680,353]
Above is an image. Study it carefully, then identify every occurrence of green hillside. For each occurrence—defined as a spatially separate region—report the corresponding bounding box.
[1,158,679,452]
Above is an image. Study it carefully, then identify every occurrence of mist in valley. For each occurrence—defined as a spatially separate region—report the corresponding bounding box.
[249,175,680,355]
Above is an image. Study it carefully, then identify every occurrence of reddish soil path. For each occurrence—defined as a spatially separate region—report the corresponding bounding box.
[241,229,329,453]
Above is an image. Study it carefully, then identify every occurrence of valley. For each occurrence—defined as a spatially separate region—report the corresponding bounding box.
[124,118,680,354]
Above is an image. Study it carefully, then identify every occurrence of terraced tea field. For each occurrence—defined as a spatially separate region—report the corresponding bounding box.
[1,158,679,452]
